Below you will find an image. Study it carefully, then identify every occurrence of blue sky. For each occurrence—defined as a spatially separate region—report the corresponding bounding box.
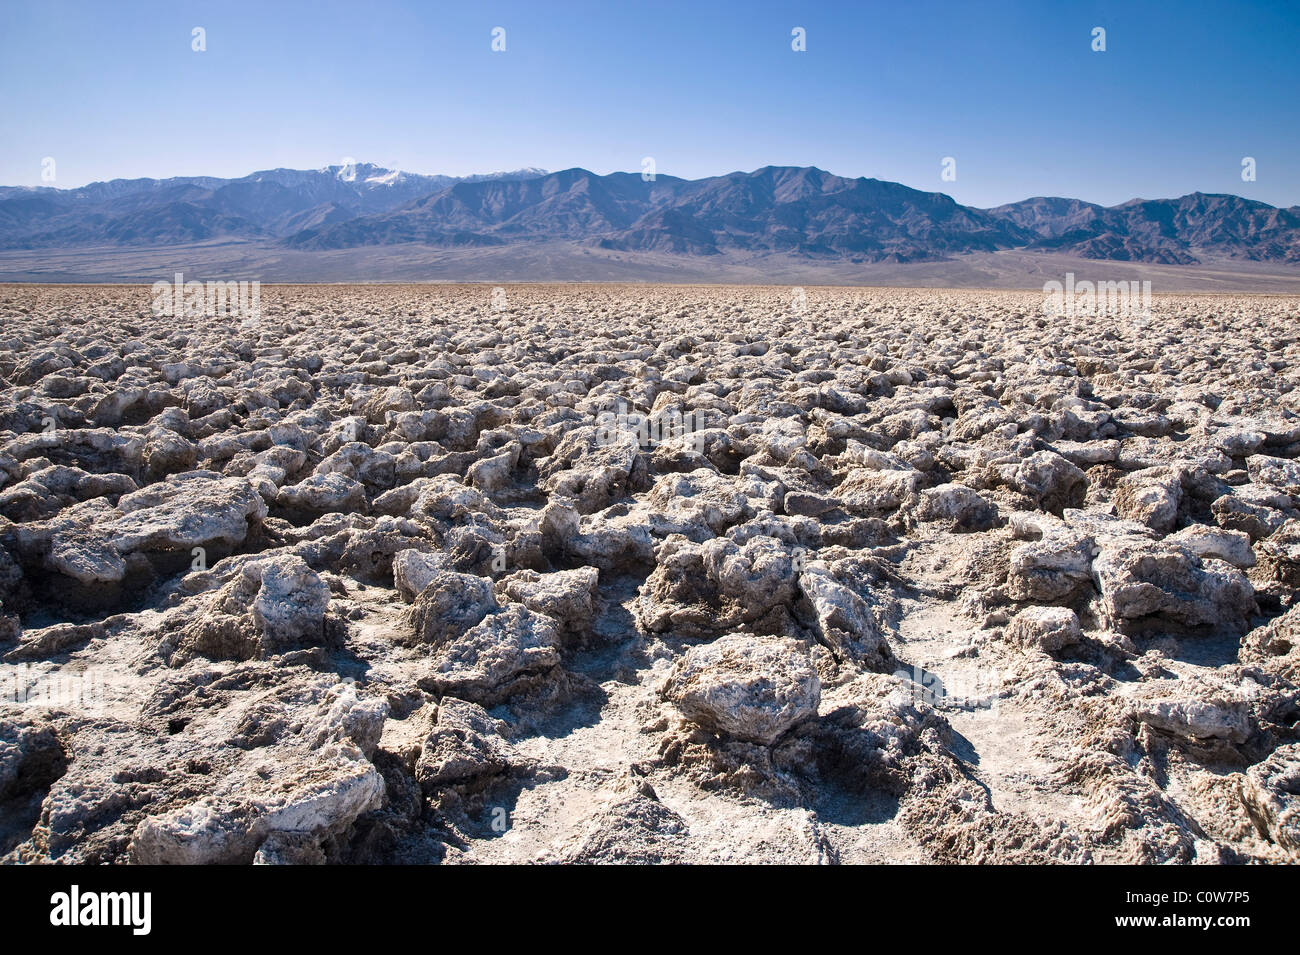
[1,0,1297,208]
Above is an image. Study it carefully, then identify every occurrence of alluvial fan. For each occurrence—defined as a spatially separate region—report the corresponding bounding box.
[0,283,1298,864]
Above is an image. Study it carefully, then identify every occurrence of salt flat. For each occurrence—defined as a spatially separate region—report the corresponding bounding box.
[4,246,1300,291]
[1,283,1298,864]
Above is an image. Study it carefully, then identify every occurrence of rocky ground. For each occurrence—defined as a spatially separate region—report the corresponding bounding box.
[1,283,1298,865]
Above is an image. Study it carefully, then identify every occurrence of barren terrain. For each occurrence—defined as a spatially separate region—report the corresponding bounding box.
[1,283,1298,865]
[4,245,1300,291]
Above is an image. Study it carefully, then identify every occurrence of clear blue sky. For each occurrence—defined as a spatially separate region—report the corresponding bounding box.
[2,0,1297,208]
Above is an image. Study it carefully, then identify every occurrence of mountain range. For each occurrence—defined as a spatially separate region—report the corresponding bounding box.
[2,163,1298,266]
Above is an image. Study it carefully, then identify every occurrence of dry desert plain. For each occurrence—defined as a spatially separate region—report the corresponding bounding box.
[1,283,1299,865]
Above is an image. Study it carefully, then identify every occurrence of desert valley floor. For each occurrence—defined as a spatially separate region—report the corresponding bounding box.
[1,283,1298,864]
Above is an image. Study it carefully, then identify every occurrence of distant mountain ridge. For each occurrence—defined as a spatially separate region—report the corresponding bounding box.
[0,164,550,248]
[2,163,1297,265]
[286,165,1037,261]
[988,192,1300,265]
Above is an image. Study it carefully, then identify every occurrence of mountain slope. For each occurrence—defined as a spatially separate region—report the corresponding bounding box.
[613,166,1029,260]
[988,193,1300,264]
[0,165,549,248]
[288,169,690,249]
[294,166,1031,262]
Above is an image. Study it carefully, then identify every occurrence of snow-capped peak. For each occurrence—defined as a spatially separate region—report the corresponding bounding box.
[364,168,404,186]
